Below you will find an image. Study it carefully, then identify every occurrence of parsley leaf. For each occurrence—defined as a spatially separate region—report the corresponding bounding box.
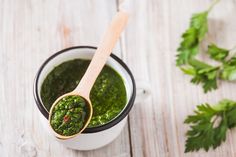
[181,59,220,93]
[220,56,236,81]
[190,11,209,41]
[185,99,236,153]
[176,0,236,92]
[207,44,229,62]
[176,11,209,66]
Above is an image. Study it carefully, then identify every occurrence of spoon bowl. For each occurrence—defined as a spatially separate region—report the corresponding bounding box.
[49,92,93,140]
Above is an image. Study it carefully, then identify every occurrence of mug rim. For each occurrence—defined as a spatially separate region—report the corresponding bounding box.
[33,46,136,133]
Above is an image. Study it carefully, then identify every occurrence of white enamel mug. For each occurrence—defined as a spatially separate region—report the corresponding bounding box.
[33,46,136,150]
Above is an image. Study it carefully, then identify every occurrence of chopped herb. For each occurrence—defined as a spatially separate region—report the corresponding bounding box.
[41,59,127,128]
[50,95,89,136]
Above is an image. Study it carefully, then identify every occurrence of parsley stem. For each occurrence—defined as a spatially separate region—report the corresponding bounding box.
[208,0,220,12]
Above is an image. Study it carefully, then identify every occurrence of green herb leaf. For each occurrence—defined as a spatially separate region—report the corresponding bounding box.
[176,11,209,66]
[182,59,220,93]
[207,44,229,62]
[220,57,236,81]
[190,11,209,41]
[185,99,236,152]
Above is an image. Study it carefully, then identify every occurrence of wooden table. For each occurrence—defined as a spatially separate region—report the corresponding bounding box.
[1,0,236,156]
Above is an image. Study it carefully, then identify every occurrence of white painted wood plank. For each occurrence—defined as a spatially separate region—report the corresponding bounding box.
[0,0,131,156]
[119,0,236,156]
[168,0,236,156]
[119,0,173,156]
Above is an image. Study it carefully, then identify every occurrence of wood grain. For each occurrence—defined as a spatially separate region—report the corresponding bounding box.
[118,0,236,157]
[1,0,236,156]
[0,0,130,157]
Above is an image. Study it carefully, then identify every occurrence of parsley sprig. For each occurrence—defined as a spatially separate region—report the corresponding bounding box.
[185,99,236,152]
[176,0,236,93]
[181,59,220,93]
[176,11,208,65]
[177,0,236,153]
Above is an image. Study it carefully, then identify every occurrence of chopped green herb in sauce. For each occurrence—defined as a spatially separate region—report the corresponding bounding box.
[50,95,89,136]
[41,59,127,128]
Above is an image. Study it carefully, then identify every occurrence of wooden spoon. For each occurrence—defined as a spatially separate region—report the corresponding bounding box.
[49,11,129,139]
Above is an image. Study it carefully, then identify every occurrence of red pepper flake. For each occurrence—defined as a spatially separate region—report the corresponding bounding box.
[63,115,70,123]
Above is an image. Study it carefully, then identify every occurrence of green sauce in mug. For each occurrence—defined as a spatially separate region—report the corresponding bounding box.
[41,59,127,128]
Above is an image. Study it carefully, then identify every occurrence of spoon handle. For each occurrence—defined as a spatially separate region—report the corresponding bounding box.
[74,11,129,98]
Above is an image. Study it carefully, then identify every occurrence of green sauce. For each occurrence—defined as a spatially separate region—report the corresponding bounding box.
[50,95,89,136]
[41,59,127,128]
